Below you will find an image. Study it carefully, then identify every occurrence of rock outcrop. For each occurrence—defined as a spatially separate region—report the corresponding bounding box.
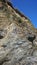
[0,0,37,65]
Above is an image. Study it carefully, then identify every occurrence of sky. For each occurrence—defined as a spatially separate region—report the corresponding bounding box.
[11,0,37,28]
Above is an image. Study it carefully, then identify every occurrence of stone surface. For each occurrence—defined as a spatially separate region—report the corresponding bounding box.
[0,0,37,65]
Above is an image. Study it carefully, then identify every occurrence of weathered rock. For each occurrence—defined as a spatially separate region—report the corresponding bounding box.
[0,0,37,65]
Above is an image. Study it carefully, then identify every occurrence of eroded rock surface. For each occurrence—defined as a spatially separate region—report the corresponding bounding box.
[0,0,37,65]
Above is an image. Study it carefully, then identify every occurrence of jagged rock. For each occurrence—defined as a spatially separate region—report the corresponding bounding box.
[0,0,37,65]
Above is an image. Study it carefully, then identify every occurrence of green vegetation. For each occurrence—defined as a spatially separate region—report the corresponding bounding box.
[18,18,22,23]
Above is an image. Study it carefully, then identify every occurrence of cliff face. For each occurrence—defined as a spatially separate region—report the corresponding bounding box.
[0,0,37,65]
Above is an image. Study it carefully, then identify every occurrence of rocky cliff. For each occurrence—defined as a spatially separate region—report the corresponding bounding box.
[0,0,37,65]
